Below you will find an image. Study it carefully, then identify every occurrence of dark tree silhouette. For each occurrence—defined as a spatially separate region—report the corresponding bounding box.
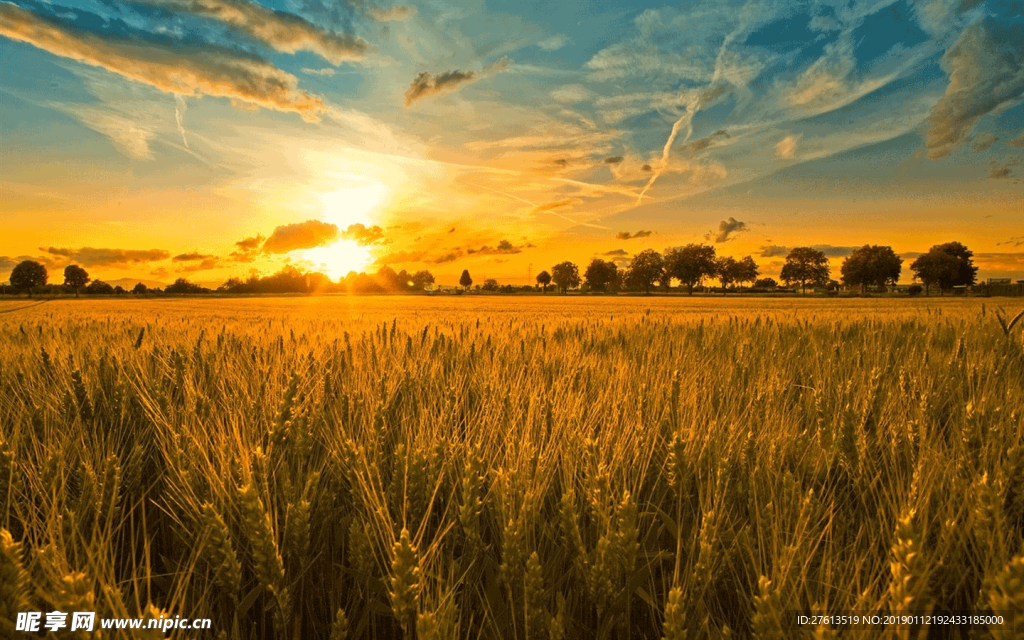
[780,247,830,293]
[584,259,618,293]
[165,278,208,294]
[754,277,778,289]
[86,280,115,295]
[735,256,759,289]
[626,249,664,294]
[132,282,149,294]
[841,245,902,294]
[551,261,580,294]
[63,264,90,297]
[460,270,473,291]
[411,270,435,291]
[664,244,717,294]
[10,260,48,297]
[717,256,749,294]
[482,278,499,291]
[910,241,977,295]
[536,270,551,293]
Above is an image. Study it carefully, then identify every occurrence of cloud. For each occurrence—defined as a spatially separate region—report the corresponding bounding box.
[70,107,157,160]
[172,251,216,261]
[366,4,416,21]
[39,246,171,267]
[0,3,329,122]
[603,249,629,256]
[925,20,1024,159]
[342,223,384,245]
[604,155,624,164]
[616,230,652,240]
[550,84,593,104]
[1008,134,1024,148]
[466,239,531,256]
[403,57,510,107]
[758,245,789,258]
[229,234,264,261]
[996,236,1024,247]
[758,244,859,258]
[262,220,339,253]
[971,132,999,152]
[537,34,569,51]
[775,134,800,159]
[176,258,220,272]
[376,250,426,265]
[142,0,368,64]
[989,163,1012,179]
[706,217,747,243]
[302,67,336,76]
[688,129,729,152]
[531,199,575,214]
[430,251,461,264]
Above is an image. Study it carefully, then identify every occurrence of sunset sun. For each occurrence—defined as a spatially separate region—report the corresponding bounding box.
[299,239,375,279]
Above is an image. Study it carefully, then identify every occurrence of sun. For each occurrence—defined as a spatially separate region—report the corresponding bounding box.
[296,179,389,279]
[300,240,374,279]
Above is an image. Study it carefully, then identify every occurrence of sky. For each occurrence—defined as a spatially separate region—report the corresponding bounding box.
[1,0,1022,287]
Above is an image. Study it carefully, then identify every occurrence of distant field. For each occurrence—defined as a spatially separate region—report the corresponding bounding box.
[1,297,1022,639]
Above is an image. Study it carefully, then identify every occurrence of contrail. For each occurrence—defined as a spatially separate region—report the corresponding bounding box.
[636,98,702,204]
[635,4,753,205]
[174,94,190,149]
[463,181,611,230]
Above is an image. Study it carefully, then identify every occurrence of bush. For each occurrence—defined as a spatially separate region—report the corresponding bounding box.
[907,284,923,296]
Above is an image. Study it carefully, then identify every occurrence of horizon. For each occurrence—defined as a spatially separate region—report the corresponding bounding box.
[2,0,1023,287]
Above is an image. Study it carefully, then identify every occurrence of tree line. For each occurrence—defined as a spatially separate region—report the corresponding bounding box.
[3,241,979,297]
[1,263,437,297]
[506,241,977,295]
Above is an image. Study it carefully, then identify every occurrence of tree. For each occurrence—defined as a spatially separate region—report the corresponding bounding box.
[459,270,473,291]
[551,261,580,294]
[715,256,739,293]
[735,256,759,289]
[411,270,435,291]
[536,270,552,293]
[85,280,115,295]
[664,244,717,294]
[63,264,90,297]
[910,242,977,295]
[10,260,48,297]
[584,259,618,293]
[780,247,830,293]
[482,278,500,291]
[754,277,778,289]
[841,245,902,294]
[132,282,149,294]
[624,250,664,294]
[165,278,207,294]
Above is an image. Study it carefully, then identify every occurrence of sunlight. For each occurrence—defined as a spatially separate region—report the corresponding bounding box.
[296,178,389,280]
[300,239,374,280]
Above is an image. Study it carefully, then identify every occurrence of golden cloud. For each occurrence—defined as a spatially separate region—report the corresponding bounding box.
[0,2,329,121]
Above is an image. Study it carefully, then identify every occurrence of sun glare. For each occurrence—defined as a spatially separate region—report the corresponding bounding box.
[297,179,389,280]
[300,239,374,280]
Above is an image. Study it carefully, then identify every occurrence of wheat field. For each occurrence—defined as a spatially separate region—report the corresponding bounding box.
[1,296,1022,639]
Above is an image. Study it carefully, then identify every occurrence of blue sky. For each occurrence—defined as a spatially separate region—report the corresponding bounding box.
[1,0,1022,284]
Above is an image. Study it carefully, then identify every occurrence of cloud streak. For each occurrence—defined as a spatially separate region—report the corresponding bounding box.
[143,0,368,64]
[40,246,171,267]
[706,217,747,243]
[925,20,1024,159]
[0,2,329,121]
[262,220,339,253]
[404,57,510,107]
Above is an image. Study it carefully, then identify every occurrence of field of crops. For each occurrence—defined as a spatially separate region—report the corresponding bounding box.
[1,296,1022,639]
